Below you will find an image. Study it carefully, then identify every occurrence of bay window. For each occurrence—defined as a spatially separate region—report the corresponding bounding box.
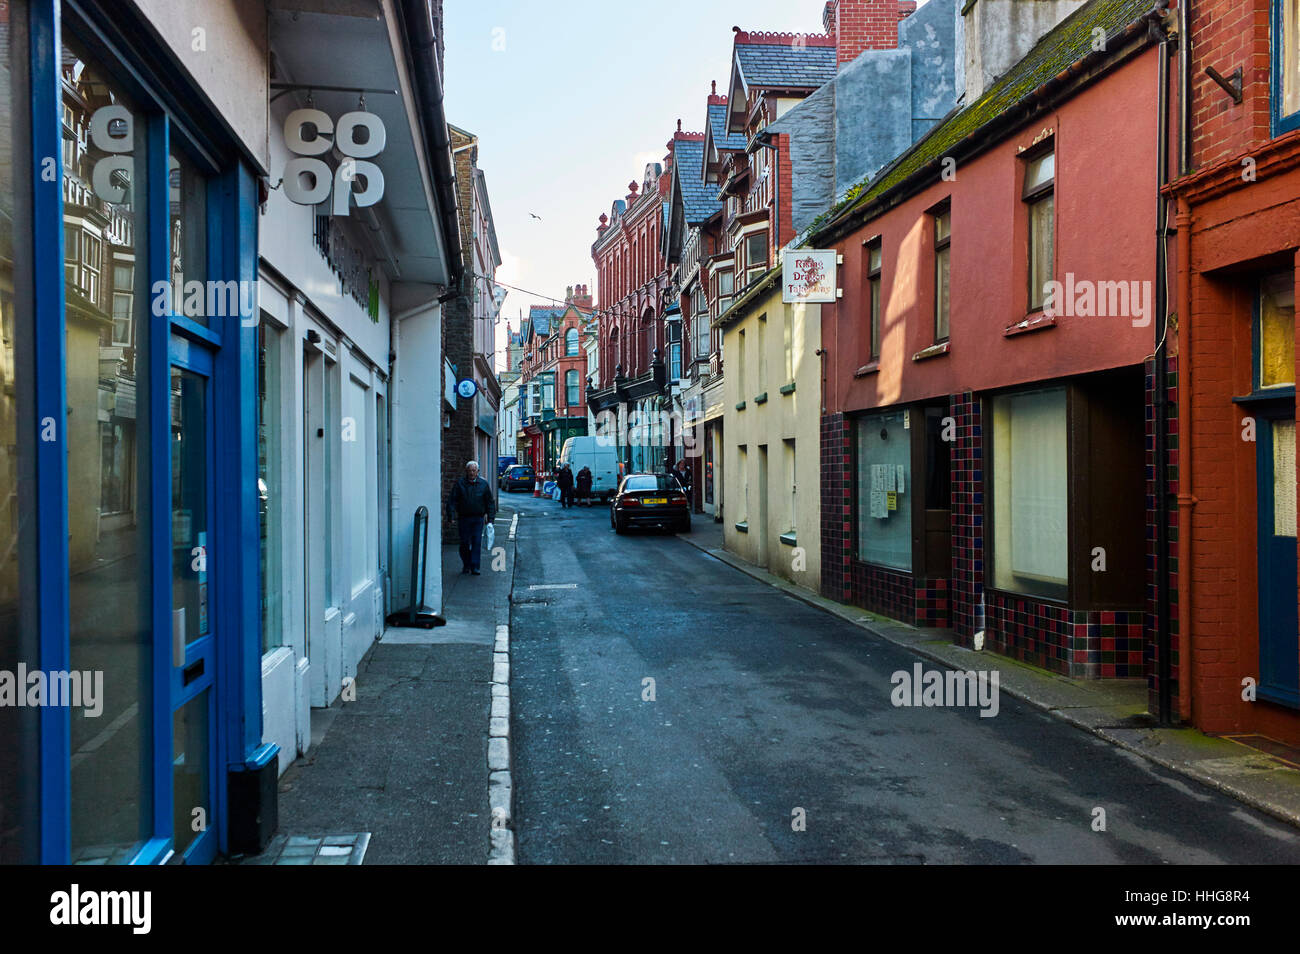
[744,231,767,287]
[715,268,734,318]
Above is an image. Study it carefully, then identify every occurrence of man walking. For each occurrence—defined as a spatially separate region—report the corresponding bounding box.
[447,460,496,575]
[576,465,593,507]
[557,463,575,509]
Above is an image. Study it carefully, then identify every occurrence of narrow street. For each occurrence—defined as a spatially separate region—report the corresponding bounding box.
[505,493,1300,864]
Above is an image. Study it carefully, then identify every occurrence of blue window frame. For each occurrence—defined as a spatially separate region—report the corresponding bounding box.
[26,0,269,864]
[1273,0,1300,134]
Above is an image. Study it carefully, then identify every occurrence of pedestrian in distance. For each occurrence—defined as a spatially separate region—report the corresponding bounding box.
[576,465,593,507]
[673,457,692,497]
[557,463,576,509]
[446,460,496,575]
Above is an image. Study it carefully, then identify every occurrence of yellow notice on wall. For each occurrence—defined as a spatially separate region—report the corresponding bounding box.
[886,491,898,512]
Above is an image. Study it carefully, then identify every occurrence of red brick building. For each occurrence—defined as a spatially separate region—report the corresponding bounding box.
[1166,0,1300,743]
[517,288,592,474]
[588,143,676,474]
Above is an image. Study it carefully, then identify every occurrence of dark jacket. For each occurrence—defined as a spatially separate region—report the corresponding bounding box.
[557,467,575,490]
[576,467,593,493]
[673,465,692,490]
[448,476,496,521]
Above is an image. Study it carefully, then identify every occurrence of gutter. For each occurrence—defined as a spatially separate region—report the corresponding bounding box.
[399,0,463,289]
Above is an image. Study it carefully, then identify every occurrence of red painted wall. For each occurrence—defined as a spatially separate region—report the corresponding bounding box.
[822,48,1163,412]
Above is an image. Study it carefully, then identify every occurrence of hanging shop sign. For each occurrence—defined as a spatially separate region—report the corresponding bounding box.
[282,108,386,216]
[782,249,838,303]
[456,378,479,400]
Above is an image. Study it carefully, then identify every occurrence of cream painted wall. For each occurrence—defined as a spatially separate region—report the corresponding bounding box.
[722,286,821,591]
[129,0,269,171]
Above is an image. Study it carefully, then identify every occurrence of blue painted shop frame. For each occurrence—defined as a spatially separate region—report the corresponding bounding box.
[29,0,275,864]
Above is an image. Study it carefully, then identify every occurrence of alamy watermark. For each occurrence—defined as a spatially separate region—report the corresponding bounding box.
[1043,273,1153,327]
[0,665,103,717]
[890,662,999,718]
[152,278,260,326]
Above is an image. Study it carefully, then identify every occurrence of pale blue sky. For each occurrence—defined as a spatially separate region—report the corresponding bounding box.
[443,0,862,364]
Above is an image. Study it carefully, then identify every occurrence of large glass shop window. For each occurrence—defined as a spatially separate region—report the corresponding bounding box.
[169,148,207,324]
[990,387,1069,601]
[0,0,31,863]
[854,409,912,571]
[63,33,152,861]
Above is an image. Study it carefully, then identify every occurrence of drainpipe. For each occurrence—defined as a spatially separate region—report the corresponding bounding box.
[1176,0,1195,727]
[1152,0,1174,725]
[1175,195,1195,724]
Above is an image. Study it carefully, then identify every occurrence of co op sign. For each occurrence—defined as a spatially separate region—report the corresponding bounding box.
[282,108,386,216]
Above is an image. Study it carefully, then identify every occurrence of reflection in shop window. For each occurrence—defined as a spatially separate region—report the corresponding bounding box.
[169,148,208,323]
[0,0,37,864]
[62,30,152,863]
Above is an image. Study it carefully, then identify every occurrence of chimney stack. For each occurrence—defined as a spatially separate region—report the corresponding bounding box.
[824,0,915,67]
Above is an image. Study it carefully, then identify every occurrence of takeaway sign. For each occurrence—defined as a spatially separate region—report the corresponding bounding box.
[783,250,838,303]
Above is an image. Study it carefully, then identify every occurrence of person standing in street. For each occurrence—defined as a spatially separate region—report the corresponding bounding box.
[673,457,692,503]
[576,465,593,507]
[446,460,496,575]
[557,463,575,509]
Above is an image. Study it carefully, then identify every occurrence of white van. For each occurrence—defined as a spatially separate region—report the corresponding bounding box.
[559,436,620,502]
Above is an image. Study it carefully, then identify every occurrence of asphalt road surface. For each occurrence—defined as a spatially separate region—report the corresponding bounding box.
[504,491,1300,865]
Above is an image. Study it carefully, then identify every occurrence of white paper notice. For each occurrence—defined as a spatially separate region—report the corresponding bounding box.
[884,466,896,493]
[897,464,905,495]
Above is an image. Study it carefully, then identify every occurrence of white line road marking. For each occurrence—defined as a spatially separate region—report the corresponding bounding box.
[488,621,514,864]
[508,513,519,540]
[528,583,578,590]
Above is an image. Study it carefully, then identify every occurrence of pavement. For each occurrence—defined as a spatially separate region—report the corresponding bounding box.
[679,511,1300,833]
[506,493,1300,863]
[238,505,517,865]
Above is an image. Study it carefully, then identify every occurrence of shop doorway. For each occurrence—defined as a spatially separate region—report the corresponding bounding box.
[168,345,218,864]
[1257,407,1298,707]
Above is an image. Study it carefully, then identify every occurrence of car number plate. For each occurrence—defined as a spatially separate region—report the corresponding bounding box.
[643,497,667,505]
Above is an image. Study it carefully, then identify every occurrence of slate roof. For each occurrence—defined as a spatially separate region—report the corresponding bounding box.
[672,138,720,225]
[735,43,836,91]
[706,103,746,153]
[528,305,563,337]
[813,0,1154,238]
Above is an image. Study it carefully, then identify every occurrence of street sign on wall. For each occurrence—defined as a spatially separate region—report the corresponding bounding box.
[783,250,838,303]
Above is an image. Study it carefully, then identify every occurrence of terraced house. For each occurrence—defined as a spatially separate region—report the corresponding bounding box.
[716,0,960,586]
[810,0,1175,697]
